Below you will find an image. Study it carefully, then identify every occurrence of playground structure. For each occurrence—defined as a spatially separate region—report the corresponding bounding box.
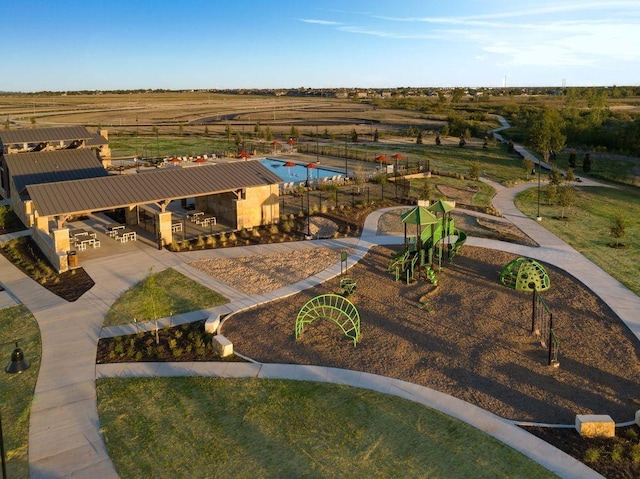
[499,257,558,366]
[339,250,357,296]
[388,201,467,284]
[295,294,361,347]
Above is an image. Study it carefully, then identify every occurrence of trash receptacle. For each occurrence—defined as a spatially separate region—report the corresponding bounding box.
[68,251,78,269]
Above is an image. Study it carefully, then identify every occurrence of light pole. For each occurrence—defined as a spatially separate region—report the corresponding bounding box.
[537,155,542,221]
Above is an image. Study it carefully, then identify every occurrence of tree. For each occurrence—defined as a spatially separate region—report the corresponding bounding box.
[528,107,566,165]
[290,125,299,139]
[351,129,358,143]
[568,149,577,168]
[204,126,209,136]
[419,179,433,202]
[416,131,423,144]
[458,134,466,147]
[565,167,575,183]
[178,124,184,137]
[264,126,273,142]
[140,267,171,345]
[610,215,627,247]
[548,164,563,186]
[582,152,592,172]
[468,161,480,180]
[545,184,558,205]
[373,129,379,142]
[435,133,441,146]
[234,132,242,147]
[225,124,232,141]
[483,136,489,149]
[557,184,575,218]
[523,157,535,177]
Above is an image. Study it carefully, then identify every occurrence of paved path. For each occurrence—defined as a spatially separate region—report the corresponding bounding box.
[3,158,637,478]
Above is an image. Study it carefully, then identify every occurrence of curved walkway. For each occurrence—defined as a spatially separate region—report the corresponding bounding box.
[2,185,636,478]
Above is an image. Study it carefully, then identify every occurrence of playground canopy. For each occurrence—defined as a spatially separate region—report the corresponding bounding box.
[427,199,456,214]
[401,206,438,249]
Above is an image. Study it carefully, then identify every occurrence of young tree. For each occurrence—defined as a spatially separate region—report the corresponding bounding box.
[458,134,466,147]
[264,126,273,142]
[483,135,489,149]
[225,123,232,141]
[565,167,575,183]
[419,178,433,202]
[610,215,627,247]
[468,161,480,180]
[234,132,242,147]
[416,130,423,144]
[178,124,184,137]
[435,133,441,146]
[373,129,379,142]
[556,184,575,219]
[548,165,563,186]
[204,126,209,136]
[140,267,171,345]
[523,157,535,177]
[528,107,566,166]
[568,149,577,168]
[582,152,592,172]
[545,184,558,206]
[351,129,358,143]
[290,125,299,139]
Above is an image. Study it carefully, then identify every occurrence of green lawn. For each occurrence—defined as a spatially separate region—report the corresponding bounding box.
[97,377,555,479]
[515,185,640,295]
[0,305,41,479]
[103,268,228,326]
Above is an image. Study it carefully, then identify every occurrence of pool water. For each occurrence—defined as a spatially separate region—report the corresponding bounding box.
[260,158,344,183]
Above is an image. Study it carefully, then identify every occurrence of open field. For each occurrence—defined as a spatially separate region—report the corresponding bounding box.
[516,185,640,296]
[97,377,555,479]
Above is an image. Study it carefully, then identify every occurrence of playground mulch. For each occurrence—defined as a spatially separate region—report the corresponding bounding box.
[222,245,640,425]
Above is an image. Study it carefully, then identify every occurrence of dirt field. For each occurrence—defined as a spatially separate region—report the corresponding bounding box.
[220,245,640,425]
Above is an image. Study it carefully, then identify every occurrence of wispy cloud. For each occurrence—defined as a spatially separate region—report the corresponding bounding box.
[298,18,342,26]
[337,25,443,40]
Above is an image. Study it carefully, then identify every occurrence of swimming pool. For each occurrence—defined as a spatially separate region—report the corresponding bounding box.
[260,158,345,184]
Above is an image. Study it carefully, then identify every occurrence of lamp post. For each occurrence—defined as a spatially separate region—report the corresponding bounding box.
[537,155,542,221]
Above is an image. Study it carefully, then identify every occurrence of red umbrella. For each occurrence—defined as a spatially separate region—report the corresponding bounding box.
[287,138,297,145]
[305,162,318,182]
[238,150,251,159]
[392,153,405,160]
[194,157,206,163]
[272,140,282,147]
[170,157,180,163]
[283,160,295,175]
[376,155,388,163]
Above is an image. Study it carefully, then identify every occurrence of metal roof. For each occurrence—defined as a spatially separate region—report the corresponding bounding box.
[86,131,108,146]
[0,126,94,144]
[26,161,282,217]
[4,149,109,193]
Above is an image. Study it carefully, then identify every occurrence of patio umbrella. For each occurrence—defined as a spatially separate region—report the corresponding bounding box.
[272,140,282,153]
[194,157,206,163]
[170,157,180,163]
[283,161,296,176]
[392,153,405,160]
[305,162,318,183]
[238,150,251,159]
[376,155,388,171]
[287,138,297,146]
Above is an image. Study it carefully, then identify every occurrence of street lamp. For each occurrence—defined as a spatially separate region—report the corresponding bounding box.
[537,155,542,221]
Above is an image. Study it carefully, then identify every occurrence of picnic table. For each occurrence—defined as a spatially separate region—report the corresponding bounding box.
[171,222,183,232]
[187,211,205,222]
[106,224,126,237]
[115,228,137,242]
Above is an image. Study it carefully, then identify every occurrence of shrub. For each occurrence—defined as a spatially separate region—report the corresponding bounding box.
[195,235,205,249]
[584,448,601,463]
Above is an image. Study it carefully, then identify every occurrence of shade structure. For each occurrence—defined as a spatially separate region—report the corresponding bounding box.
[401,206,438,225]
[427,199,456,215]
[238,150,251,159]
[375,155,388,163]
[272,140,282,147]
[392,153,405,160]
[401,206,438,250]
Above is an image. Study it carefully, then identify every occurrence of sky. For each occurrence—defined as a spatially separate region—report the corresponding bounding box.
[2,0,639,92]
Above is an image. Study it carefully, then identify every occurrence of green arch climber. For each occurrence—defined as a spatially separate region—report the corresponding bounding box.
[499,257,550,292]
[295,294,361,347]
